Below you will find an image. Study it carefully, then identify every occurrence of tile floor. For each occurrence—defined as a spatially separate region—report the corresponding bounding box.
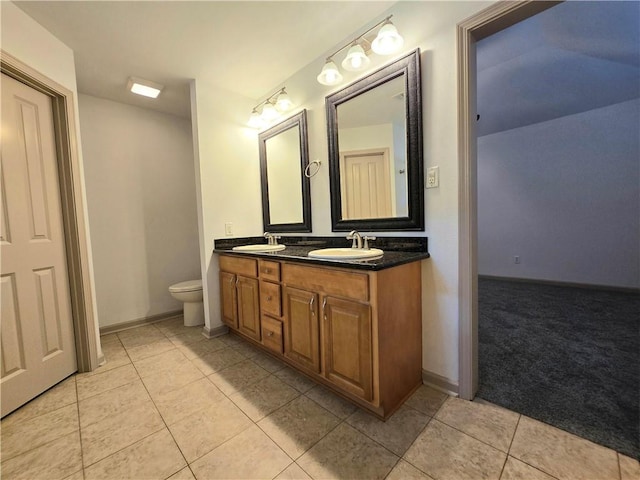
[1,317,638,480]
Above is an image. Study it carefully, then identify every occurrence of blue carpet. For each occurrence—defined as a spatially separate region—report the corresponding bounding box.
[477,277,639,459]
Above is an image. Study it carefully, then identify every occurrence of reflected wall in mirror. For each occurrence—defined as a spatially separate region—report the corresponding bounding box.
[259,109,312,232]
[327,49,423,231]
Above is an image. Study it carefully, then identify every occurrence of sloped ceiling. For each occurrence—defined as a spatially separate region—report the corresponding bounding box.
[13,1,395,118]
[477,1,640,137]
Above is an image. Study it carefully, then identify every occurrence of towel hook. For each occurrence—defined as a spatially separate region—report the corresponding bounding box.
[304,160,322,178]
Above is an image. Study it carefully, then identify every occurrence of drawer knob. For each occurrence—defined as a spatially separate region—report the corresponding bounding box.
[264,268,271,274]
[267,331,274,337]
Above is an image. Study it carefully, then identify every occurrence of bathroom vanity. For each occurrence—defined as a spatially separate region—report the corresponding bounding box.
[214,237,429,419]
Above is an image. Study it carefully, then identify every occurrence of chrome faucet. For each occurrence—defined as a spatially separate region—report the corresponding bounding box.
[263,232,281,245]
[347,230,363,249]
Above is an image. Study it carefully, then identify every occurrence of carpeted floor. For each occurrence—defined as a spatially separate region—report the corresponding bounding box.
[477,277,640,459]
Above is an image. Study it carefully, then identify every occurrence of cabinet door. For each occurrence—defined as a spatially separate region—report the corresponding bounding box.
[237,275,261,341]
[284,287,320,373]
[220,271,238,329]
[323,297,373,401]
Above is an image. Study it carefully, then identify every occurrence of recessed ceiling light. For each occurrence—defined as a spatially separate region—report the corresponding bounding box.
[127,77,163,99]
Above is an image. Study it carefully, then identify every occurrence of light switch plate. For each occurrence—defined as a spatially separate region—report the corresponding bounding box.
[224,222,233,236]
[427,166,439,188]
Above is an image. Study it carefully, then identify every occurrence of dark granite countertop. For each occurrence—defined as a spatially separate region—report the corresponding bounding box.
[213,236,430,271]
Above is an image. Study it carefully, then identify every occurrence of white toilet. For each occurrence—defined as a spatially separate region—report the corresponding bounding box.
[169,279,204,327]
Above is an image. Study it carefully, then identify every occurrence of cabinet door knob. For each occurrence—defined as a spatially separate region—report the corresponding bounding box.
[267,296,272,301]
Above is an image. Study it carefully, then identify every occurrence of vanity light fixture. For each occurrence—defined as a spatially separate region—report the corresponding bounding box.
[248,87,293,128]
[127,76,163,99]
[316,15,403,86]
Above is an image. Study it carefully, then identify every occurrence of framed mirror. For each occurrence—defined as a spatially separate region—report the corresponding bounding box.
[326,49,423,231]
[259,109,312,233]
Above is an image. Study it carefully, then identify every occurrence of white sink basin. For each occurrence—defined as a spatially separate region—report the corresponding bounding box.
[232,244,286,253]
[307,247,384,260]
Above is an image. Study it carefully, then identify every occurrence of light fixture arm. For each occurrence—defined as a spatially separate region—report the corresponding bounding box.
[253,87,288,112]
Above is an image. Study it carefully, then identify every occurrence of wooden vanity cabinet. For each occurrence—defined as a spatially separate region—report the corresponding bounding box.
[219,256,261,341]
[218,253,422,419]
[283,286,320,374]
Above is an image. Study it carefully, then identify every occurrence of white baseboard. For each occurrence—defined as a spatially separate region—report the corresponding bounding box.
[422,369,459,397]
[99,310,183,335]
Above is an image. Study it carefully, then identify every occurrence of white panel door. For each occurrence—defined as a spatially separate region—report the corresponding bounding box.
[340,149,392,219]
[1,73,77,417]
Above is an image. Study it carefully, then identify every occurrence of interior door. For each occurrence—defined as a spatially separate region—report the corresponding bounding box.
[1,73,77,417]
[340,149,392,219]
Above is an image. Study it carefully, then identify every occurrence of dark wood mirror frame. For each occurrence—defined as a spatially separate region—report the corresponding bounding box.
[259,109,312,233]
[326,49,424,231]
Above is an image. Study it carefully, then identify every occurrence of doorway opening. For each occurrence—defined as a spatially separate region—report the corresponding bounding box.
[458,0,639,458]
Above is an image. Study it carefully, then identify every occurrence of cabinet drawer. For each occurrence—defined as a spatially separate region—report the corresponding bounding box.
[259,260,281,282]
[261,316,283,354]
[260,281,282,317]
[282,263,369,302]
[220,255,257,278]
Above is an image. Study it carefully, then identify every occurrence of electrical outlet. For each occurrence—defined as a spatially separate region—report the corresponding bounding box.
[224,223,233,236]
[426,166,439,188]
[514,255,521,264]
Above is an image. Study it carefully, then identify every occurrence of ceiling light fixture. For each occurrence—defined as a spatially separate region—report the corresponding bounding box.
[248,87,293,129]
[127,76,163,99]
[316,15,403,86]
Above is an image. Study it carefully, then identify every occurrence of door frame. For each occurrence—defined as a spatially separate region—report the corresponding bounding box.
[1,50,101,372]
[457,0,561,400]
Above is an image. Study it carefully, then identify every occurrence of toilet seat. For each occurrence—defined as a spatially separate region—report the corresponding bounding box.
[169,279,202,293]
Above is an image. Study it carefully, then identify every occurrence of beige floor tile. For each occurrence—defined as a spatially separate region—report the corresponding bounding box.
[169,397,253,462]
[435,397,519,452]
[133,347,189,378]
[76,363,139,400]
[168,328,208,347]
[403,419,506,480]
[509,416,619,480]
[1,376,77,428]
[298,423,399,480]
[168,467,196,480]
[274,463,312,480]
[190,425,292,479]
[78,379,150,428]
[152,377,226,425]
[99,333,120,345]
[140,359,204,395]
[305,385,357,419]
[176,337,226,359]
[83,429,186,479]
[78,340,131,378]
[117,325,166,347]
[63,469,85,480]
[230,340,262,358]
[81,398,164,466]
[218,333,246,346]
[346,404,430,456]
[274,367,317,393]
[229,375,299,421]
[258,395,341,459]
[619,454,640,480]
[0,431,82,480]
[155,317,188,336]
[125,337,177,361]
[386,460,434,480]
[190,347,246,375]
[500,456,557,480]
[404,385,449,416]
[208,359,271,395]
[251,350,286,373]
[1,403,78,461]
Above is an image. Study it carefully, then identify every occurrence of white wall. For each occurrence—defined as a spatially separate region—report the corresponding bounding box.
[191,1,492,383]
[78,95,200,328]
[1,1,102,355]
[478,99,640,289]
